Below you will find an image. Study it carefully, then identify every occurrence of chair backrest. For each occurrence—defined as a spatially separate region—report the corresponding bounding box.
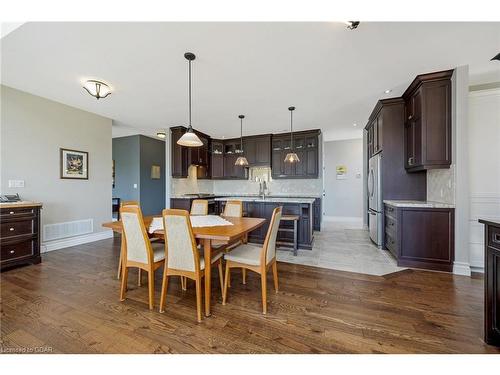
[190,199,208,216]
[261,206,282,265]
[120,205,153,264]
[162,209,199,272]
[121,200,139,207]
[222,200,243,217]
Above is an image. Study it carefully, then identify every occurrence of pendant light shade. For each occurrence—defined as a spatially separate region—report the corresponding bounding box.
[235,115,249,166]
[284,106,300,163]
[177,52,203,147]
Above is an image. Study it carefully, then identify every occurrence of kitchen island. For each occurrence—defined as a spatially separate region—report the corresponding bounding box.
[215,196,318,250]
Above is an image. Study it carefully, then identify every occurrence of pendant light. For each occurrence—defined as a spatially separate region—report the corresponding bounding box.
[177,52,203,147]
[284,106,300,163]
[235,115,249,166]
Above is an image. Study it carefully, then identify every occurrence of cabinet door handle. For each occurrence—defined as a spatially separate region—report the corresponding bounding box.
[9,211,15,214]
[389,222,394,226]
[9,227,15,231]
[9,250,15,254]
[408,115,413,120]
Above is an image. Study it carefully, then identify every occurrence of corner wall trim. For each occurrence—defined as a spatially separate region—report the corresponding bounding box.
[453,261,472,276]
[41,230,114,253]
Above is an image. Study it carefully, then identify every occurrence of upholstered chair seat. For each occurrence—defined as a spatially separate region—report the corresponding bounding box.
[223,244,262,266]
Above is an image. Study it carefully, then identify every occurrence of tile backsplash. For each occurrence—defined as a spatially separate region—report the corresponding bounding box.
[171,166,323,197]
[426,165,455,204]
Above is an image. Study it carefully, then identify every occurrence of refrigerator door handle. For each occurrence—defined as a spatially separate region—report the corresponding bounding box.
[368,169,375,198]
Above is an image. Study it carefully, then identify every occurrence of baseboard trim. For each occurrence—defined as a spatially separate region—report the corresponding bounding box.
[470,265,484,274]
[323,216,363,223]
[453,261,472,276]
[41,230,114,253]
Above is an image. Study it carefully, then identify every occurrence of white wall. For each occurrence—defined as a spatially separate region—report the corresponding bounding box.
[468,88,500,272]
[322,139,363,221]
[1,85,113,250]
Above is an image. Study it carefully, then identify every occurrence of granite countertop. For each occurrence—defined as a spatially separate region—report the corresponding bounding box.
[215,196,316,204]
[171,193,322,199]
[0,201,43,209]
[383,200,455,208]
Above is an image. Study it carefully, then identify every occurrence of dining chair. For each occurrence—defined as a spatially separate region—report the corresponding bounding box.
[217,200,246,285]
[190,199,208,216]
[222,206,282,314]
[159,209,224,322]
[117,200,140,280]
[119,205,165,310]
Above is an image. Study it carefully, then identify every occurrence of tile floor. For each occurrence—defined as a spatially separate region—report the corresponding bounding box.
[276,220,407,276]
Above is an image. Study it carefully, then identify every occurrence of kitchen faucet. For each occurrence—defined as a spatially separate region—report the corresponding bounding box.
[259,180,268,199]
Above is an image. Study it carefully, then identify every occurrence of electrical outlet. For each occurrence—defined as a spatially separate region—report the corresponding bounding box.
[133,184,138,189]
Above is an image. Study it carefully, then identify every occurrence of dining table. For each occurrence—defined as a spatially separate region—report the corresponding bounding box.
[102,215,266,316]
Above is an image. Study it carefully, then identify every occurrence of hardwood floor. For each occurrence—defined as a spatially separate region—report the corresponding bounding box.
[1,236,498,354]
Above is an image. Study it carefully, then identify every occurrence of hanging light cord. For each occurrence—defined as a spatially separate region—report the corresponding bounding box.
[240,117,243,153]
[188,59,192,130]
[290,109,294,151]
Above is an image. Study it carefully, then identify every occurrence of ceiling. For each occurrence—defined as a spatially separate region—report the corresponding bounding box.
[1,22,499,141]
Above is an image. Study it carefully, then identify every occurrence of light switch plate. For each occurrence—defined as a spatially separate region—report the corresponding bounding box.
[133,184,138,189]
[8,180,25,188]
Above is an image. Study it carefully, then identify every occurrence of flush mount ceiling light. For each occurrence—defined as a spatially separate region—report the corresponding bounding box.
[177,52,203,147]
[491,52,500,61]
[83,80,112,100]
[235,115,249,167]
[345,21,360,30]
[353,123,358,127]
[284,106,300,164]
[156,132,166,139]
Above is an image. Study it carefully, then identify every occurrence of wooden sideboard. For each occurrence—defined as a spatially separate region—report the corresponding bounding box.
[479,219,500,346]
[0,202,42,271]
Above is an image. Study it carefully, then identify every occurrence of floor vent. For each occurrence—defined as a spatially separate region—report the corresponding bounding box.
[43,219,93,242]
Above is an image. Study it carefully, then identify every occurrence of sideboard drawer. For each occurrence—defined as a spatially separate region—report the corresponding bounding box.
[1,219,35,238]
[1,240,35,262]
[0,207,35,218]
[489,225,500,251]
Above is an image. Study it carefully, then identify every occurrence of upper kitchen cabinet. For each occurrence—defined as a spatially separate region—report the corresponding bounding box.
[223,139,247,179]
[171,126,190,178]
[243,134,271,167]
[365,115,382,158]
[271,130,320,179]
[211,140,224,179]
[403,69,453,172]
[170,126,210,178]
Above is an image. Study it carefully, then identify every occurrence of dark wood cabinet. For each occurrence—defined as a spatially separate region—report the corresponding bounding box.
[313,198,322,231]
[171,127,190,178]
[243,135,271,167]
[403,70,452,172]
[366,99,426,204]
[211,140,224,179]
[271,130,320,179]
[385,204,454,272]
[479,219,500,347]
[1,203,42,271]
[170,198,192,211]
[223,140,247,179]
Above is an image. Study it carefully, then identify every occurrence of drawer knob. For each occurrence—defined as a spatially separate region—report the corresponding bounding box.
[9,227,15,231]
[10,250,15,254]
[389,222,394,226]
[10,211,14,214]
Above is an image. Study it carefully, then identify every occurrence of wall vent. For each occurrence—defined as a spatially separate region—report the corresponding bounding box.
[43,219,93,242]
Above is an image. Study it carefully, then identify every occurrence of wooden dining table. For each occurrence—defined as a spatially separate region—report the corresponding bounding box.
[102,215,266,316]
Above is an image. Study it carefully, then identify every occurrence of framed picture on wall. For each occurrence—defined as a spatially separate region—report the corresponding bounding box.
[60,148,88,179]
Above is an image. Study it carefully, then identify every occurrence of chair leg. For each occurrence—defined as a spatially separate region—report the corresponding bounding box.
[242,268,247,285]
[222,262,230,305]
[228,266,231,288]
[181,276,187,291]
[138,269,142,287]
[195,276,202,323]
[120,266,129,302]
[159,265,168,313]
[117,252,122,279]
[218,261,224,296]
[272,261,279,293]
[260,271,267,314]
[148,268,154,310]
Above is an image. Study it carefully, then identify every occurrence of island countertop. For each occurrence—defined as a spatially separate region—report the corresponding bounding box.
[383,200,455,209]
[214,196,316,204]
[0,201,43,209]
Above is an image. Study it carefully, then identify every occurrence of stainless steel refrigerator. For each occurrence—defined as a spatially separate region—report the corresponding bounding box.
[368,153,383,247]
